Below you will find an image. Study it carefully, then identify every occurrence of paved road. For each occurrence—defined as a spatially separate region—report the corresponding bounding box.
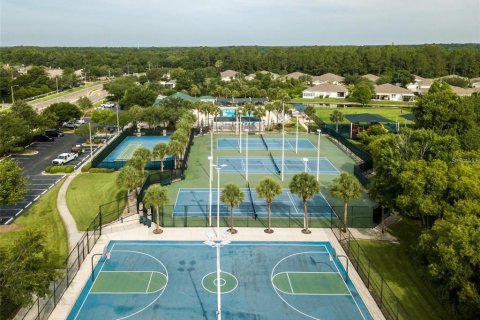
[0,131,101,225]
[31,82,109,111]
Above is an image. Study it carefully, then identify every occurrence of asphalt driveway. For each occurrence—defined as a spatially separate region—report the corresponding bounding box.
[0,131,101,224]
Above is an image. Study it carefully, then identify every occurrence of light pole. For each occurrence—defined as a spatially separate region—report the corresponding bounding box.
[316,129,321,181]
[245,128,249,181]
[281,103,285,181]
[10,85,18,104]
[239,112,242,154]
[303,157,309,173]
[116,103,120,135]
[204,231,230,320]
[208,156,213,227]
[295,115,299,154]
[88,122,93,160]
[213,164,227,239]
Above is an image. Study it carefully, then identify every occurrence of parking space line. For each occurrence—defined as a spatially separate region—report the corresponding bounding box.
[6,218,13,224]
[25,202,33,208]
[34,195,40,201]
[15,209,24,216]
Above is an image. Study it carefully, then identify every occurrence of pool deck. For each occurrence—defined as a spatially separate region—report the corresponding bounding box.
[49,217,385,320]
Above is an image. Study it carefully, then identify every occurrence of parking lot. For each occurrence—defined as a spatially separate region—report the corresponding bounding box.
[0,132,102,225]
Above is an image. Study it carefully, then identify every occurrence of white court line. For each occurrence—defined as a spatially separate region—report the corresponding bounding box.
[146,272,154,293]
[286,272,295,294]
[286,191,300,215]
[72,243,116,320]
[5,218,13,224]
[25,202,33,208]
[15,209,24,216]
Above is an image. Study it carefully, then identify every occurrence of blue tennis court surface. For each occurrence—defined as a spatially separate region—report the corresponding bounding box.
[217,137,316,150]
[174,188,335,218]
[68,241,372,320]
[103,136,171,161]
[217,156,339,174]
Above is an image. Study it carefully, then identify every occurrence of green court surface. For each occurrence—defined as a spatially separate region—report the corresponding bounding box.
[92,271,167,293]
[272,272,349,295]
[158,132,376,228]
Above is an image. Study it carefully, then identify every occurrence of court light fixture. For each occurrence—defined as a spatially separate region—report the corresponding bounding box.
[316,129,321,181]
[204,230,231,320]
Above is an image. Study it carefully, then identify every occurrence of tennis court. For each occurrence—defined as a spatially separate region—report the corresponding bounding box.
[68,241,372,320]
[217,156,339,174]
[217,137,316,151]
[173,188,335,218]
[102,136,171,162]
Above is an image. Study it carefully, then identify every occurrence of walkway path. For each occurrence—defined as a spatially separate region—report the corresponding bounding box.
[57,172,82,251]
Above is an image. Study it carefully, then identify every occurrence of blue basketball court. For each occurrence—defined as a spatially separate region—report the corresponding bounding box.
[67,240,372,320]
[173,188,335,218]
[217,156,339,174]
[217,137,316,151]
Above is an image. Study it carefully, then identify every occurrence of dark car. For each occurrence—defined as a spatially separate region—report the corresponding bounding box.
[34,134,54,142]
[45,129,64,138]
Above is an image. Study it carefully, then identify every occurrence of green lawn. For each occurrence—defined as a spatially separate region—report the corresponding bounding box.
[316,106,415,124]
[0,181,68,268]
[66,172,127,230]
[355,218,451,320]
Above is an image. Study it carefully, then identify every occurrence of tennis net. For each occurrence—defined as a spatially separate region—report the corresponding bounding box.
[246,182,257,217]
[260,134,269,150]
[269,152,281,173]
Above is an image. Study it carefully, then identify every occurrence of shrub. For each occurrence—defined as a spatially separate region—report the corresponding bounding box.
[44,165,74,173]
[81,162,92,172]
[88,168,115,173]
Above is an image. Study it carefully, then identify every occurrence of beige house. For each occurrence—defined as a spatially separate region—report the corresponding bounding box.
[302,83,348,99]
[285,71,308,80]
[407,78,434,95]
[471,77,480,88]
[220,70,239,82]
[245,71,280,81]
[374,84,415,101]
[46,68,63,78]
[451,86,475,97]
[362,74,380,82]
[311,73,344,85]
[160,79,176,88]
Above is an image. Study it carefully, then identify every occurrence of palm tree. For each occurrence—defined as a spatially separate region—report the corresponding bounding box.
[143,184,169,234]
[116,165,143,209]
[330,110,344,132]
[193,101,202,127]
[210,105,221,131]
[330,172,362,232]
[220,184,244,234]
[265,102,276,129]
[129,147,151,178]
[256,178,283,233]
[152,143,168,172]
[168,139,184,169]
[304,105,316,127]
[289,173,320,234]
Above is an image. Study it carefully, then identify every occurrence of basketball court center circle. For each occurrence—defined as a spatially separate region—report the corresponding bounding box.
[202,272,238,294]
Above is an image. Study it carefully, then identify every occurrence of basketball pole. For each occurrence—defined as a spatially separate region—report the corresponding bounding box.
[89,122,93,160]
[281,103,285,182]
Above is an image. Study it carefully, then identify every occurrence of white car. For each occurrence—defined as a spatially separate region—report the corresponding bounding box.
[101,101,116,108]
[52,153,78,165]
[75,118,86,125]
[63,120,79,128]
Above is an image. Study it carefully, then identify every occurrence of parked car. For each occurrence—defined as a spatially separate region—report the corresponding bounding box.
[45,129,64,138]
[63,120,80,129]
[101,101,116,108]
[71,144,84,154]
[52,153,78,165]
[34,134,54,142]
[75,118,86,125]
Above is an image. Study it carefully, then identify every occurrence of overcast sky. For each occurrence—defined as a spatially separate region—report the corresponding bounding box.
[1,0,479,47]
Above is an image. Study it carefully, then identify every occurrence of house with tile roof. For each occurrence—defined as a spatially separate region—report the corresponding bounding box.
[361,74,380,82]
[220,70,239,82]
[311,73,345,85]
[374,84,415,101]
[245,71,280,81]
[302,83,349,99]
[471,77,480,88]
[285,71,309,80]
